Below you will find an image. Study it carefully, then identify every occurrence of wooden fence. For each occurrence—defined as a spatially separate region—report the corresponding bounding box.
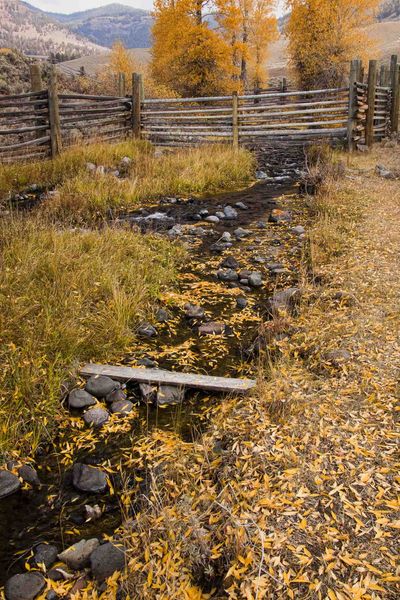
[0,56,399,164]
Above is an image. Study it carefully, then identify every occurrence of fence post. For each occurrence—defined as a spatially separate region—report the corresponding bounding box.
[347,60,358,152]
[118,72,126,97]
[48,65,62,158]
[132,73,142,139]
[390,55,399,133]
[365,60,377,148]
[232,91,239,150]
[30,63,42,92]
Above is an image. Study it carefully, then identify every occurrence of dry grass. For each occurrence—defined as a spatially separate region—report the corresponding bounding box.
[0,141,255,225]
[0,217,183,458]
[117,145,400,599]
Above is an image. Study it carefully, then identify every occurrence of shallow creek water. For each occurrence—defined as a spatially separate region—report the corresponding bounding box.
[0,150,310,586]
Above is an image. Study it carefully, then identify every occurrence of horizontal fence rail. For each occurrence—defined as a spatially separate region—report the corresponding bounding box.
[0,56,399,164]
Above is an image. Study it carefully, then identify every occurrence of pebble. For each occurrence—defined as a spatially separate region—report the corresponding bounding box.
[215,211,225,220]
[111,399,134,415]
[235,202,248,210]
[90,542,126,583]
[18,465,40,487]
[168,225,183,238]
[58,538,99,570]
[248,272,263,288]
[138,323,158,338]
[205,215,220,223]
[253,256,265,264]
[234,227,251,239]
[4,573,45,600]
[157,385,184,406]
[184,303,205,318]
[256,170,268,179]
[105,387,126,405]
[0,470,20,499]
[139,383,156,403]
[156,308,171,323]
[217,269,239,282]
[236,297,247,309]
[68,389,97,409]
[292,225,305,236]
[34,543,58,569]
[188,227,207,236]
[83,407,109,428]
[85,375,119,399]
[268,287,301,315]
[199,209,209,217]
[269,209,292,224]
[72,463,108,493]
[220,231,231,242]
[220,255,239,269]
[137,358,157,368]
[223,206,238,219]
[199,322,226,335]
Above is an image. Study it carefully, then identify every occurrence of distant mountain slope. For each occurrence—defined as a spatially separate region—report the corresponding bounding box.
[0,0,104,56]
[40,2,153,49]
[379,0,400,21]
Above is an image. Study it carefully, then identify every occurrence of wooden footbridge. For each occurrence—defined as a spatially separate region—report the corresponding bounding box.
[0,56,399,164]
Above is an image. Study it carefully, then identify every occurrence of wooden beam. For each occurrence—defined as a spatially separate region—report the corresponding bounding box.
[132,72,142,138]
[48,65,62,157]
[347,60,358,152]
[232,91,239,150]
[390,55,399,133]
[365,60,377,147]
[80,363,256,394]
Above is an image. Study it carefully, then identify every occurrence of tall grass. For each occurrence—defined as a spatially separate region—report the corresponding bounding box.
[0,217,184,457]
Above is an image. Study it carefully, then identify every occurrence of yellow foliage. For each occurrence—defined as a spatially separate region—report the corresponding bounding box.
[285,0,380,89]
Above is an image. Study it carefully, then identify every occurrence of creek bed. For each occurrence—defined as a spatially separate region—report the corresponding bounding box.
[0,151,310,587]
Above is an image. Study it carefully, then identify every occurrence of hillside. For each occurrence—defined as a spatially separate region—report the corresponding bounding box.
[379,0,400,20]
[0,0,104,56]
[30,2,153,49]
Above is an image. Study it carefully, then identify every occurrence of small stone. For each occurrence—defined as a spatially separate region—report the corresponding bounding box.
[256,170,268,179]
[199,322,225,335]
[137,358,157,368]
[83,407,109,428]
[18,465,40,487]
[58,538,99,570]
[235,202,248,210]
[139,383,156,403]
[205,215,220,223]
[236,297,247,309]
[68,389,97,409]
[105,387,126,405]
[138,323,158,338]
[292,225,305,236]
[269,209,292,224]
[220,231,231,242]
[325,349,351,366]
[86,162,96,173]
[47,569,65,582]
[268,288,301,315]
[72,463,107,494]
[188,226,207,237]
[120,156,132,167]
[111,399,134,415]
[248,272,263,288]
[0,470,20,499]
[184,303,205,319]
[85,376,119,399]
[34,543,58,569]
[90,542,126,583]
[375,164,395,179]
[217,269,239,282]
[253,256,265,264]
[199,208,209,217]
[157,385,184,406]
[223,205,238,219]
[215,211,225,220]
[4,573,45,600]
[168,224,183,238]
[46,592,58,600]
[234,227,251,239]
[220,255,239,269]
[156,308,171,323]
[256,221,267,229]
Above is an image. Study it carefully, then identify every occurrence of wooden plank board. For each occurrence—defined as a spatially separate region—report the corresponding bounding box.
[80,363,256,394]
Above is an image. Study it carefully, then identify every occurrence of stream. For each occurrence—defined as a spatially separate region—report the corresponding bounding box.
[0,146,309,587]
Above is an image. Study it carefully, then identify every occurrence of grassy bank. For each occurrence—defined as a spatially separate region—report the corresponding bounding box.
[0,141,255,224]
[120,145,400,599]
[0,219,183,459]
